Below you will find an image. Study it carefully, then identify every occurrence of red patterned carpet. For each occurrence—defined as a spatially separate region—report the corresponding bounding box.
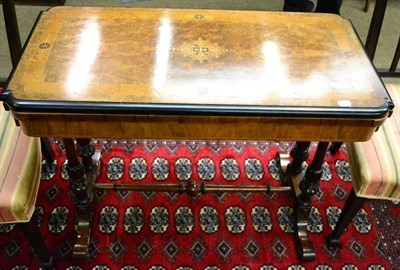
[0,140,399,269]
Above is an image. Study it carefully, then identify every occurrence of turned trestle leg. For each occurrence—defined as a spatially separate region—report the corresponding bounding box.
[276,141,329,261]
[64,138,330,261]
[295,142,329,261]
[63,138,101,259]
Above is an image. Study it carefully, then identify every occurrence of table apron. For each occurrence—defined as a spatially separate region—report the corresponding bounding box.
[12,112,385,142]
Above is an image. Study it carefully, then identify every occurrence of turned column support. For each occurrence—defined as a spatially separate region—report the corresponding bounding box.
[294,141,329,261]
[298,142,329,204]
[76,138,95,172]
[62,138,101,260]
[63,139,90,205]
[288,142,311,175]
[277,141,329,261]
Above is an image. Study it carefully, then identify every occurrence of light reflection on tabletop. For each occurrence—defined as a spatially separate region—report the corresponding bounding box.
[7,7,389,109]
[66,20,101,95]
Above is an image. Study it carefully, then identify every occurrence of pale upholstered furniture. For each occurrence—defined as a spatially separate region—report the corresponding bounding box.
[348,85,399,201]
[0,106,53,269]
[327,83,399,250]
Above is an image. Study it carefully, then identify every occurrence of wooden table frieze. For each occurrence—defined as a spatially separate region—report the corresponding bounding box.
[2,7,394,261]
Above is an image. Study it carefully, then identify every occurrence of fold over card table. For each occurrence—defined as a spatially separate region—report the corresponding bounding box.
[2,7,393,261]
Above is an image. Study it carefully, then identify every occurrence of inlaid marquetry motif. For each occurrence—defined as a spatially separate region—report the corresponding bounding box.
[173,38,233,63]
[39,43,50,49]
[194,14,204,19]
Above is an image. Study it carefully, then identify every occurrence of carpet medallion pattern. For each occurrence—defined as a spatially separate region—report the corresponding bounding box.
[0,140,398,269]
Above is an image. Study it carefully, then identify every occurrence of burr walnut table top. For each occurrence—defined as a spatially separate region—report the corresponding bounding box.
[3,7,394,141]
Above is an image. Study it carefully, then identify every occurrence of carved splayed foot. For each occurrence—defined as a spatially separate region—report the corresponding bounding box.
[294,203,316,261]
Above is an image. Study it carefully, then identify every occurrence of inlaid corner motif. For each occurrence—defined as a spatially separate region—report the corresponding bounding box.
[194,14,204,20]
[173,38,233,63]
[39,43,51,49]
